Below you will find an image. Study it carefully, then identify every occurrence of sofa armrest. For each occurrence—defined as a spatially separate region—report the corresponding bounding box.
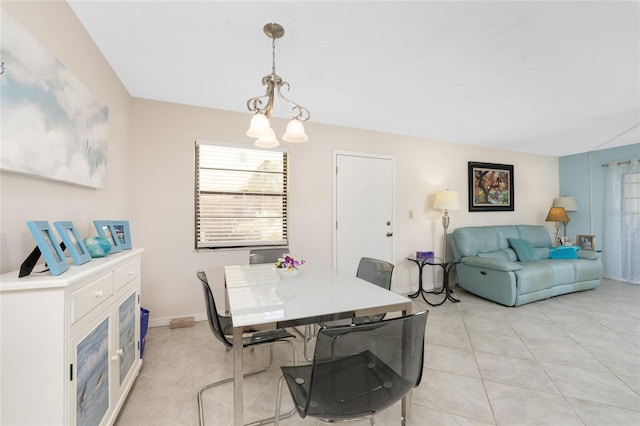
[460,256,522,272]
[577,250,599,260]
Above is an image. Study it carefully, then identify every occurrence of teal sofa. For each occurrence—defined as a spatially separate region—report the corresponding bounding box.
[449,225,602,307]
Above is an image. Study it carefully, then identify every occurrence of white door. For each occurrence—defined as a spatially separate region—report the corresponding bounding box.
[334,152,394,274]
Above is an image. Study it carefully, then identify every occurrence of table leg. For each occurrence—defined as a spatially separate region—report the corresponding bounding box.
[233,326,244,426]
[408,262,425,298]
[421,264,460,306]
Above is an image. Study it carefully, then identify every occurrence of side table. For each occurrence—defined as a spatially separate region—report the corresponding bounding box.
[406,257,460,306]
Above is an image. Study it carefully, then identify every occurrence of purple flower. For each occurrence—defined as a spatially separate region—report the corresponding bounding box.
[275,254,305,271]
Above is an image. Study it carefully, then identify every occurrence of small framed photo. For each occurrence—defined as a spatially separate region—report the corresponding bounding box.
[112,220,132,250]
[468,162,514,212]
[26,221,70,276]
[53,221,92,265]
[576,234,596,250]
[94,220,123,253]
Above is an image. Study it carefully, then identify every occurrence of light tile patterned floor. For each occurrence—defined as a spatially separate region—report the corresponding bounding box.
[116,279,639,425]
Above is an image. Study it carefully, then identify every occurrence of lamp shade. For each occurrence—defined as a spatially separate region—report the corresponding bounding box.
[254,128,280,148]
[246,113,271,138]
[282,119,308,143]
[545,207,569,223]
[434,190,460,210]
[553,196,578,212]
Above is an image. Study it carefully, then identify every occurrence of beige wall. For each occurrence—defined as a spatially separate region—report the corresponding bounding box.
[1,2,559,327]
[130,99,559,326]
[0,2,132,271]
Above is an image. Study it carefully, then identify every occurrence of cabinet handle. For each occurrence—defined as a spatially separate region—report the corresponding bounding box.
[94,290,104,297]
[111,348,125,361]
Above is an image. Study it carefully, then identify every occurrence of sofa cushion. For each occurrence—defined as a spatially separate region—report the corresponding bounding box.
[516,225,552,248]
[495,225,520,249]
[508,238,539,262]
[537,260,577,285]
[573,259,603,281]
[515,263,554,294]
[453,227,501,257]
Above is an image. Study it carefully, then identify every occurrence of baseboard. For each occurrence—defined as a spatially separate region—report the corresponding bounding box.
[149,313,207,328]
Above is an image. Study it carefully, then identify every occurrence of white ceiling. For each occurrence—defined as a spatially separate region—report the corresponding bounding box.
[68,1,640,157]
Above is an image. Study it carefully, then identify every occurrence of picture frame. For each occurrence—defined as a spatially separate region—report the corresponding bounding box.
[93,220,123,254]
[53,221,92,265]
[468,161,515,212]
[576,234,596,250]
[112,220,132,250]
[26,221,70,276]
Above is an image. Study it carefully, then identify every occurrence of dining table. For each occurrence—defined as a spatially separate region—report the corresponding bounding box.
[223,261,413,426]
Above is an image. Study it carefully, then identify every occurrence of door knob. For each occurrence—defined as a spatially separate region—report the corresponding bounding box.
[386,232,393,237]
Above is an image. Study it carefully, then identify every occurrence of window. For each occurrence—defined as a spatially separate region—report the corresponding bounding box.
[195,141,288,249]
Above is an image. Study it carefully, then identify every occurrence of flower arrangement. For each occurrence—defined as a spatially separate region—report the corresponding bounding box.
[275,254,305,272]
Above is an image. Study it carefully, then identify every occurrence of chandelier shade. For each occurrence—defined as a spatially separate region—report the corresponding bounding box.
[246,23,310,148]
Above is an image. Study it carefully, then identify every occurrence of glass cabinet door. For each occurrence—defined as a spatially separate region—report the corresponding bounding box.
[118,292,137,385]
[76,318,109,426]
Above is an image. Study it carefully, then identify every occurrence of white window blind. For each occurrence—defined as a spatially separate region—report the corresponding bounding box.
[195,141,288,249]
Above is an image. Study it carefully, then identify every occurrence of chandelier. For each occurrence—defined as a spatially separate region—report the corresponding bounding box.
[246,23,310,148]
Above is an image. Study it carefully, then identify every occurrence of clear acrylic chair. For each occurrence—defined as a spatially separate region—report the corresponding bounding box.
[306,257,396,361]
[275,310,428,425]
[354,257,395,323]
[249,247,290,264]
[196,270,297,426]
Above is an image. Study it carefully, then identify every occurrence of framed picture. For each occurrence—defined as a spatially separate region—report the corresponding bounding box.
[468,162,514,212]
[112,220,132,250]
[53,221,92,265]
[26,221,70,276]
[576,234,596,250]
[93,220,123,254]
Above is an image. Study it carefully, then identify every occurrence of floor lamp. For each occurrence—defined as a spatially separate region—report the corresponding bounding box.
[434,190,460,262]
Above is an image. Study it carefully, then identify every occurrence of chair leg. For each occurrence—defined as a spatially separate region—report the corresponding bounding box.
[274,375,286,426]
[302,324,317,362]
[198,340,297,426]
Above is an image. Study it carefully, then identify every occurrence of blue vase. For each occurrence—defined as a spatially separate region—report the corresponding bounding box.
[84,236,112,258]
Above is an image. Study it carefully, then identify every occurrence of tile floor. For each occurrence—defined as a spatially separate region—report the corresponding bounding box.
[115,279,639,425]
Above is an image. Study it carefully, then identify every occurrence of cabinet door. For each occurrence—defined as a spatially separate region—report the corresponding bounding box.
[117,291,137,385]
[74,317,110,426]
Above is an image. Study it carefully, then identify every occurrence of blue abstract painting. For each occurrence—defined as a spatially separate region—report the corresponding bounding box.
[0,11,109,188]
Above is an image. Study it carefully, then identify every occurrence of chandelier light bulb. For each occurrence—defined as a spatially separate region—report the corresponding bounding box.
[246,113,271,138]
[282,119,308,143]
[255,128,280,148]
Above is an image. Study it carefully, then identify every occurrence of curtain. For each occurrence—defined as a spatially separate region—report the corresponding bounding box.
[603,158,640,284]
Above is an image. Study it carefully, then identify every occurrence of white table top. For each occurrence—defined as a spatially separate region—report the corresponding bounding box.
[224,262,411,328]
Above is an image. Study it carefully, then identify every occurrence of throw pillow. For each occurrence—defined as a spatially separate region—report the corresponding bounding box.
[549,246,580,259]
[507,238,539,262]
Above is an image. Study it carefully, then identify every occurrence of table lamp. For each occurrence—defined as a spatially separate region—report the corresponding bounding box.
[545,207,569,246]
[434,190,460,261]
[553,196,578,241]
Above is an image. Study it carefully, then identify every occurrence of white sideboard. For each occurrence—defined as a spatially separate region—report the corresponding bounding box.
[0,249,144,425]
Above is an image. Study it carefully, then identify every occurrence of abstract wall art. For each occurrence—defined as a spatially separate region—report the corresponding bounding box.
[0,11,109,188]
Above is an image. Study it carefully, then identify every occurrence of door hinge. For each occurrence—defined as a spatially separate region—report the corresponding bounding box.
[70,364,73,381]
[336,166,338,175]
[336,221,338,230]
